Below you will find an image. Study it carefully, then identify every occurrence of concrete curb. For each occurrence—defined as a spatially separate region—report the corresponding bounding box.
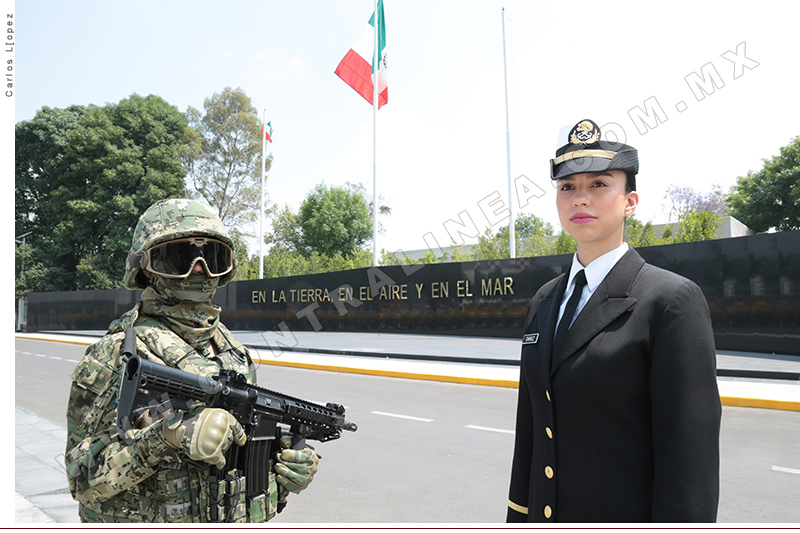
[16,334,96,346]
[250,355,521,389]
[719,396,800,412]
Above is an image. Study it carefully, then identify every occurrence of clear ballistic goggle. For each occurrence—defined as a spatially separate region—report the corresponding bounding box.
[143,237,234,279]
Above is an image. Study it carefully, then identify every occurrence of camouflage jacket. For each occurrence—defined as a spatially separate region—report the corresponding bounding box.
[65,304,278,523]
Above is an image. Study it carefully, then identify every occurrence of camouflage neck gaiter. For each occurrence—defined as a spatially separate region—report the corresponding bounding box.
[140,272,221,349]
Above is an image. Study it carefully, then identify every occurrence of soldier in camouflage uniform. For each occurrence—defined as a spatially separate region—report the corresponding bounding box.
[65,199,319,522]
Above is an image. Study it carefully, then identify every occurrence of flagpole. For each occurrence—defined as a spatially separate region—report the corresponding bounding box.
[502,8,515,259]
[260,108,267,278]
[372,0,379,267]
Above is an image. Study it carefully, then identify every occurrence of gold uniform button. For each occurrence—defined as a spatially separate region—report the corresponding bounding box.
[545,466,554,479]
[545,427,553,439]
[544,505,552,519]
[546,390,551,401]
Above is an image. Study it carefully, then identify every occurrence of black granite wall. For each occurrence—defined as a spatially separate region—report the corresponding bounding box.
[26,231,800,355]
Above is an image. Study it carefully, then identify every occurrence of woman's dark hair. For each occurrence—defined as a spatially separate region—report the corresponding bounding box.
[625,172,637,194]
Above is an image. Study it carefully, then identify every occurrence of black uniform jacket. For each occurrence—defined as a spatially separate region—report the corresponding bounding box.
[507,248,721,523]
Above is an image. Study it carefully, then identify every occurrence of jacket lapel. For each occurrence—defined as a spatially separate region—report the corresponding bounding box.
[550,248,645,376]
[537,274,568,378]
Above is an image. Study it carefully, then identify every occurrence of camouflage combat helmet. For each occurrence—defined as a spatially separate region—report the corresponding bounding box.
[123,199,237,289]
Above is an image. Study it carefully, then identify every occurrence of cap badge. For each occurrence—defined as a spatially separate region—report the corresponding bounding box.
[569,120,600,145]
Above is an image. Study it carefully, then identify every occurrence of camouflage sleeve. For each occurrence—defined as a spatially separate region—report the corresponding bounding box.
[65,335,181,505]
[244,345,258,385]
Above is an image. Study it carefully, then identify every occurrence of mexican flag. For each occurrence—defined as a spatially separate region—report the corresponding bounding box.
[335,0,388,108]
[263,120,273,143]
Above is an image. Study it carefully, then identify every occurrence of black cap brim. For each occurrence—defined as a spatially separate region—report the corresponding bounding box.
[550,147,638,180]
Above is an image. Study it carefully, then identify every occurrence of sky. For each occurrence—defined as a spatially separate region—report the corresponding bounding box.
[7,0,800,258]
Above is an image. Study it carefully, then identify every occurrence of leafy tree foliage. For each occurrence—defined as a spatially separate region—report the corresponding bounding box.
[471,227,511,260]
[15,95,189,292]
[297,183,372,258]
[228,228,261,282]
[626,210,721,247]
[510,213,555,257]
[15,244,48,300]
[16,105,86,291]
[625,216,662,248]
[442,214,558,262]
[251,183,378,279]
[185,87,269,229]
[381,249,445,266]
[263,249,373,278]
[552,229,578,255]
[728,136,800,232]
[673,210,722,243]
[265,205,304,255]
[513,213,555,238]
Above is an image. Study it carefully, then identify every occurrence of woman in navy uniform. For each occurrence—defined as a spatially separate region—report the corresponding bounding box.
[506,120,721,523]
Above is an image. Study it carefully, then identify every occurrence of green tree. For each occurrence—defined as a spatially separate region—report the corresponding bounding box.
[259,183,374,276]
[265,204,303,255]
[15,95,189,292]
[297,183,372,258]
[448,244,473,262]
[262,249,372,278]
[452,213,557,262]
[553,229,577,255]
[661,225,673,242]
[625,216,662,247]
[510,213,555,257]
[15,105,85,238]
[673,210,722,243]
[229,228,260,281]
[15,243,48,300]
[728,136,800,232]
[185,87,269,228]
[471,227,510,260]
[514,213,555,238]
[380,249,444,266]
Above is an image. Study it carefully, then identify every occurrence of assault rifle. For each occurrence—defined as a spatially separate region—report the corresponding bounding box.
[115,327,357,508]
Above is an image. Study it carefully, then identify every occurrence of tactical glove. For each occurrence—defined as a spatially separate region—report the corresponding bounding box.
[163,407,246,469]
[274,435,319,494]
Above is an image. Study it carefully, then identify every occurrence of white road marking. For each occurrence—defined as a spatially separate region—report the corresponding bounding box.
[465,424,515,435]
[772,466,800,475]
[371,411,433,422]
[18,350,80,363]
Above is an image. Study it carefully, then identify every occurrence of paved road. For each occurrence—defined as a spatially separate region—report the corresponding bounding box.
[15,338,800,523]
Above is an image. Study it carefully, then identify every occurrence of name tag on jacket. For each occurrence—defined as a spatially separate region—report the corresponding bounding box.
[522,333,539,345]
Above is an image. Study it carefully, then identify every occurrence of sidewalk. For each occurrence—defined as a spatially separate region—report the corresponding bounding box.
[15,407,76,523]
[15,331,800,523]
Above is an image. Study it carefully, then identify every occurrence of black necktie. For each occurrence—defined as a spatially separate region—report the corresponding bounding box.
[554,269,587,349]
